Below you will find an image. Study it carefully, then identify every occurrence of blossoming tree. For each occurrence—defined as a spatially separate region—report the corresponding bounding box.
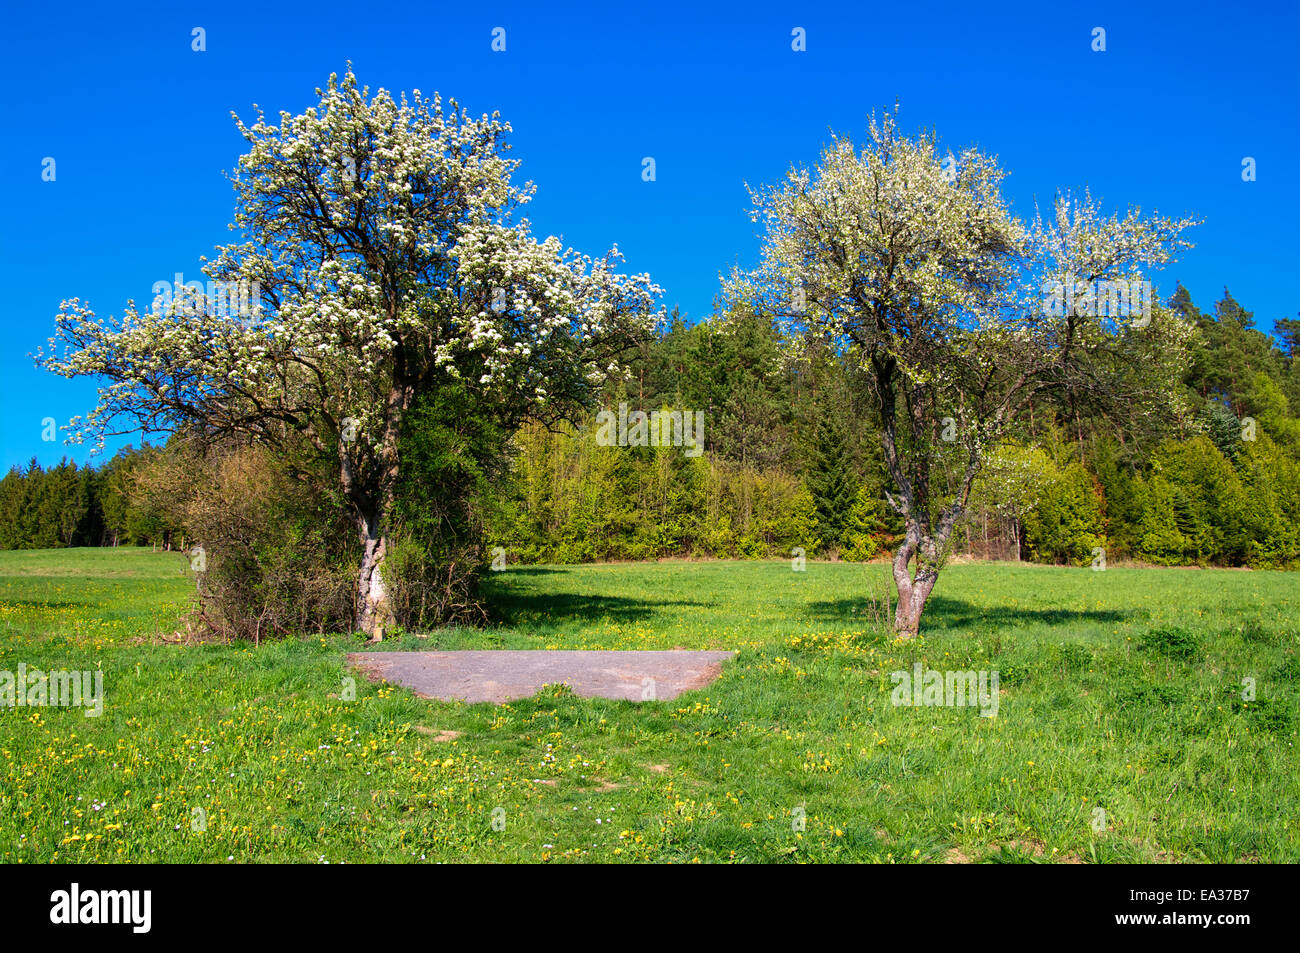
[743,113,1197,637]
[40,70,662,638]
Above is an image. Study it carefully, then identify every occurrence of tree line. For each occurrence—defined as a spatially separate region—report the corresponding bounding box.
[493,285,1300,571]
[11,284,1299,572]
[0,446,173,550]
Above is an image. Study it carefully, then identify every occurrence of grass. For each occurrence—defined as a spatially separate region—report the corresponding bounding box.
[1,547,1297,863]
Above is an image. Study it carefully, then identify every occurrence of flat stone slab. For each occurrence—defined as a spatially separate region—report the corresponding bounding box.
[347,650,735,704]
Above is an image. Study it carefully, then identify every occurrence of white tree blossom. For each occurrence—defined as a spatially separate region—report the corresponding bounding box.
[40,69,662,637]
[740,111,1198,637]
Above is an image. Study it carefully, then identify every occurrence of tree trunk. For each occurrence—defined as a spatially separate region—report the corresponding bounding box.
[892,554,939,638]
[890,514,954,638]
[890,524,932,638]
[355,511,395,640]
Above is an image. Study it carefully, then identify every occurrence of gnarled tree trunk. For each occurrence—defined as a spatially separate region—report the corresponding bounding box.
[891,523,940,639]
[355,511,395,640]
[873,353,981,640]
[342,376,409,642]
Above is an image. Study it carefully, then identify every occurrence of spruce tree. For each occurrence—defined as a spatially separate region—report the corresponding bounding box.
[804,394,855,551]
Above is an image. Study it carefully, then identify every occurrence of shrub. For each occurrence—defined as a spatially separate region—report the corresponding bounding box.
[133,440,356,641]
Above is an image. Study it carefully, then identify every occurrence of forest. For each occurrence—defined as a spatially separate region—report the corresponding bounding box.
[9,284,1299,572]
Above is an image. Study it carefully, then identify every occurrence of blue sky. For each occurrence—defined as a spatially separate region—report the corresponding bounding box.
[2,0,1297,471]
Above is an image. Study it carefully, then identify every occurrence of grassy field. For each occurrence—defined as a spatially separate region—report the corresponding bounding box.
[1,547,1297,863]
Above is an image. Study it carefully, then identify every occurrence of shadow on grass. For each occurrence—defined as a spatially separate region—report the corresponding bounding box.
[0,599,97,609]
[488,591,709,625]
[806,595,1128,632]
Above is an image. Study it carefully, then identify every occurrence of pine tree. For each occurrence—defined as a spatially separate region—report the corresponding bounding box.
[1274,314,1300,360]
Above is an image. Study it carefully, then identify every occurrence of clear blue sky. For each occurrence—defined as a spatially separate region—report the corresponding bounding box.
[2,0,1297,471]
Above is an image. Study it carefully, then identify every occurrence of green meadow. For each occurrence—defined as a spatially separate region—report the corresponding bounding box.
[1,547,1296,863]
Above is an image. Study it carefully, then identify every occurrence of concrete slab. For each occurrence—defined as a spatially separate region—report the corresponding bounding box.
[346,649,735,704]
